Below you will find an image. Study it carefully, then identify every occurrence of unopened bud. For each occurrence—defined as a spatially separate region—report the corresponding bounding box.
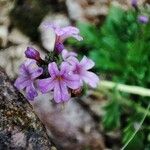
[25,47,41,61]
[55,42,64,54]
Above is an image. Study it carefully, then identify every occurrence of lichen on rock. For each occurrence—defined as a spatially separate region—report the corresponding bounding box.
[0,67,53,149]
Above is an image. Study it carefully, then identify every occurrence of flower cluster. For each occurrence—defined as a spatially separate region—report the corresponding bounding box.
[15,24,99,103]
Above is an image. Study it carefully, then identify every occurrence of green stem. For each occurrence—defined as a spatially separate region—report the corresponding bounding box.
[119,96,150,117]
[95,88,150,117]
[121,103,150,150]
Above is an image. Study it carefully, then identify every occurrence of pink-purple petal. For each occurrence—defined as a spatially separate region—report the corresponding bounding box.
[14,77,30,90]
[62,26,79,33]
[25,59,35,68]
[60,62,72,74]
[68,57,79,66]
[30,68,43,79]
[64,74,80,89]
[27,60,39,72]
[48,62,59,76]
[82,71,99,88]
[53,80,70,103]
[60,80,70,102]
[53,81,62,103]
[26,84,38,100]
[56,26,83,42]
[38,77,55,93]
[80,56,95,70]
[58,26,79,37]
[55,28,66,36]
[19,64,28,76]
[62,49,77,61]
[71,34,83,41]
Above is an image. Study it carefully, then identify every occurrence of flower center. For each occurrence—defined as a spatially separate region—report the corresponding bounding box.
[74,64,82,74]
[55,75,62,81]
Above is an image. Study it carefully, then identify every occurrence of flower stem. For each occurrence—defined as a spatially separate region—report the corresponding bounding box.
[121,103,150,150]
[99,80,150,97]
[95,88,150,117]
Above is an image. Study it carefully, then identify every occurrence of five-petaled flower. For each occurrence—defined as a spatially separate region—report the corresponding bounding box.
[14,60,43,100]
[45,23,83,53]
[38,62,80,103]
[70,56,100,88]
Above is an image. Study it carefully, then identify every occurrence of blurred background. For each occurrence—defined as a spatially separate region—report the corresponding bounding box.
[0,0,150,150]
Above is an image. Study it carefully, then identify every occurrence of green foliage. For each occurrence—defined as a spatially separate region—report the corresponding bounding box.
[122,112,145,150]
[73,6,150,87]
[102,91,121,131]
[68,5,150,149]
[123,123,144,150]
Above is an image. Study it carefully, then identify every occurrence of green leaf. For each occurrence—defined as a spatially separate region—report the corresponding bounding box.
[102,93,121,131]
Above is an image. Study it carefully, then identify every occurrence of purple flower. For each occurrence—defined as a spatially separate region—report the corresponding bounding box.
[55,43,65,53]
[138,15,149,24]
[14,60,43,100]
[44,23,83,53]
[25,47,40,61]
[131,0,137,7]
[62,49,77,63]
[38,62,80,103]
[70,56,99,88]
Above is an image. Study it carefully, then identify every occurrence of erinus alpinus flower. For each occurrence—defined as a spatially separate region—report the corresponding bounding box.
[38,62,80,103]
[14,60,43,100]
[138,15,149,24]
[44,23,83,53]
[14,24,99,103]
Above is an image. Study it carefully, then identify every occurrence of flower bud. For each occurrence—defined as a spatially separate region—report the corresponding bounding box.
[131,0,137,8]
[25,47,40,60]
[55,42,64,54]
[138,15,149,24]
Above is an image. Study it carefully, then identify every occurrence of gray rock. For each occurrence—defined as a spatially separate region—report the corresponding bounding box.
[30,92,105,150]
[66,0,146,24]
[0,67,53,150]
[0,44,26,78]
[0,0,14,47]
[0,25,8,47]
[66,0,108,24]
[8,28,30,45]
[0,44,45,78]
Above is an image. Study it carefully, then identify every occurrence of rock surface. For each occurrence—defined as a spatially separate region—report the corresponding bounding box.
[66,0,147,24]
[0,43,45,78]
[0,0,14,47]
[0,67,53,149]
[66,0,108,24]
[30,93,105,150]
